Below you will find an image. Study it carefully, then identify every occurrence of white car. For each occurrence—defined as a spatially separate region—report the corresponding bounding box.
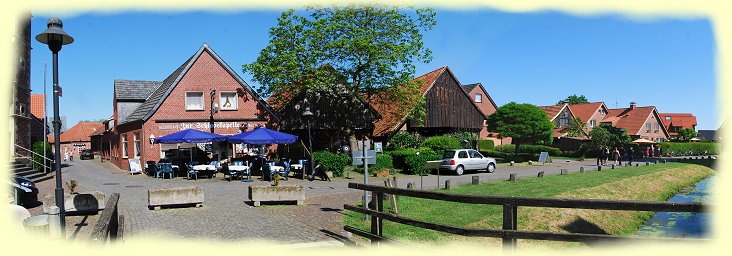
[439,149,496,176]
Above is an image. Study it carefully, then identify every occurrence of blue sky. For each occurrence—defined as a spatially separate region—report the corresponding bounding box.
[29,9,718,130]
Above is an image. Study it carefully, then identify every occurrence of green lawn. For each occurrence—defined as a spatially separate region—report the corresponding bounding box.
[343,160,715,244]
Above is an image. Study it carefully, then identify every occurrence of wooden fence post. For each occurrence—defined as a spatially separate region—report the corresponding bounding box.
[384,180,399,214]
[371,192,384,245]
[445,180,451,190]
[407,182,414,189]
[509,173,516,181]
[579,167,584,173]
[597,166,602,171]
[560,169,567,175]
[472,176,480,185]
[502,202,518,250]
[537,171,544,178]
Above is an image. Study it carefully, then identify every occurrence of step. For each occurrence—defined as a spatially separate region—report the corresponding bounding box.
[25,172,48,181]
[12,166,34,174]
[15,169,41,177]
[31,174,54,184]
[11,163,27,169]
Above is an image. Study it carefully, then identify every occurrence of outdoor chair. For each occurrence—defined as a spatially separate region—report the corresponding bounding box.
[186,162,198,180]
[278,159,291,181]
[159,163,174,179]
[145,161,158,176]
[220,164,239,182]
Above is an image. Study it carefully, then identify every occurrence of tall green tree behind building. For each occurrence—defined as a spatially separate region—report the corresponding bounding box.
[557,94,589,105]
[487,102,554,153]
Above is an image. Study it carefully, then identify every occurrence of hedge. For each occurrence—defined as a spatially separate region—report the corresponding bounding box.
[387,131,421,150]
[656,142,718,156]
[421,136,460,152]
[389,147,439,174]
[313,151,350,177]
[403,152,441,175]
[32,141,53,172]
[478,139,494,151]
[493,144,561,156]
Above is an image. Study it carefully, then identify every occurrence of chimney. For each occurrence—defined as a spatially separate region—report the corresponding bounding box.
[629,102,637,110]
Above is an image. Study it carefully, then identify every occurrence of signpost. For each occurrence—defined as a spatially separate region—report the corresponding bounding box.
[422,160,442,190]
[538,152,549,165]
[353,140,375,218]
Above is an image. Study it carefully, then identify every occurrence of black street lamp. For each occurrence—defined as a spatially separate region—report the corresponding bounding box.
[35,17,74,232]
[302,107,314,180]
[209,89,218,133]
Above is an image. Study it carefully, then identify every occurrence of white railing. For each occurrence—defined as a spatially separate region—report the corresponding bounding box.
[14,144,54,174]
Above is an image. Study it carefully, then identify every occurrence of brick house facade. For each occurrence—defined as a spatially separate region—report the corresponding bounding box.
[460,83,508,145]
[103,44,279,170]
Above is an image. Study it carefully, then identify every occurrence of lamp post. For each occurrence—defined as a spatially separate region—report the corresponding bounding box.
[302,107,314,180]
[36,17,74,232]
[209,89,218,133]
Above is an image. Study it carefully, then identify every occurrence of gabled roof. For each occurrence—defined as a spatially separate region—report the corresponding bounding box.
[461,82,499,114]
[567,102,607,123]
[697,130,718,141]
[538,103,569,121]
[603,106,669,137]
[48,122,104,143]
[371,66,446,137]
[659,113,697,129]
[121,44,280,125]
[30,94,45,118]
[114,79,161,101]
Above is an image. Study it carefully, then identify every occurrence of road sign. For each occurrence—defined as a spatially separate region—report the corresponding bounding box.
[352,150,376,165]
[538,152,549,163]
[374,142,383,153]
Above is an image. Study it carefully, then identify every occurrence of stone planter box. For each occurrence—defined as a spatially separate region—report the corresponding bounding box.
[42,191,106,214]
[148,186,204,210]
[249,185,304,207]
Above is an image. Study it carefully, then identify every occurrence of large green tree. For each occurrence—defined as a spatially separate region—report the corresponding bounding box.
[600,123,631,147]
[675,128,698,142]
[487,102,554,153]
[557,94,589,105]
[588,125,611,149]
[243,5,436,121]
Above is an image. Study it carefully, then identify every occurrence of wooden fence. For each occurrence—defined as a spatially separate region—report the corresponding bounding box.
[89,193,124,243]
[344,182,708,248]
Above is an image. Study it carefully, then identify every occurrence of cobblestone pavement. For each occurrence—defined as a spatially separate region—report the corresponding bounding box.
[26,156,668,243]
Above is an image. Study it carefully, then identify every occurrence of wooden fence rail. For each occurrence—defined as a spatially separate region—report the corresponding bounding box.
[344,182,708,248]
[89,193,124,244]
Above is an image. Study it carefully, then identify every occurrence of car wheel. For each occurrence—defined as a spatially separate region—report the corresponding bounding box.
[487,163,496,173]
[455,165,464,176]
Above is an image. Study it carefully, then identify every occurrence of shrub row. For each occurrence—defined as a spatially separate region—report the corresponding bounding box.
[313,151,350,177]
[493,144,561,155]
[421,136,460,152]
[478,139,494,151]
[657,142,718,156]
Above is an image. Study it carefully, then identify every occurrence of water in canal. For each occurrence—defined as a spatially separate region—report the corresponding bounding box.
[636,177,713,238]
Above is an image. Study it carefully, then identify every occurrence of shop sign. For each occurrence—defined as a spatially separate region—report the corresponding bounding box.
[158,122,241,131]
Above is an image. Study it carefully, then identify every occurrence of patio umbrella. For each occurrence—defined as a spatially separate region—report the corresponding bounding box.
[632,138,657,144]
[153,129,226,164]
[226,127,298,145]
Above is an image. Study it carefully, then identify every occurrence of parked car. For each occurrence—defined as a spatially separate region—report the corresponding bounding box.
[80,149,94,160]
[439,149,496,176]
[11,176,38,207]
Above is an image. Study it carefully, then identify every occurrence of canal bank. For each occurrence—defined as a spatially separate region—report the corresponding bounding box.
[637,177,713,238]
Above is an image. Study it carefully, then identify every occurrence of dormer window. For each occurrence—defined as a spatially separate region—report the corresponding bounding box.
[475,93,482,103]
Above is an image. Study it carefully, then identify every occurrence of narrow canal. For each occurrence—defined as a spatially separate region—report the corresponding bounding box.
[636,177,713,238]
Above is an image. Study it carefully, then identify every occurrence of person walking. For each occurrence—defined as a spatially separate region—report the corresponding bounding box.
[596,147,603,166]
[70,148,74,162]
[64,150,68,162]
[618,147,624,166]
[603,147,610,165]
[628,147,635,165]
[612,147,620,165]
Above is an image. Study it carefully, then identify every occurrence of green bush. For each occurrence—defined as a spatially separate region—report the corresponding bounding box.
[494,144,516,153]
[480,150,507,160]
[403,152,441,175]
[518,145,561,156]
[421,136,460,152]
[387,131,421,150]
[371,153,393,171]
[389,148,418,170]
[656,142,718,156]
[447,132,478,147]
[32,141,52,172]
[313,151,350,177]
[478,139,494,151]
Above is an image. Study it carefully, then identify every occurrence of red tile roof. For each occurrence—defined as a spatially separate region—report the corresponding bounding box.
[567,102,606,123]
[371,66,446,137]
[602,106,656,134]
[538,104,567,121]
[659,113,697,130]
[48,122,104,144]
[30,94,45,118]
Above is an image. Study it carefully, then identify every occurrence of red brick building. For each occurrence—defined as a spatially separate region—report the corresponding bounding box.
[604,103,670,142]
[102,44,279,170]
[48,122,104,158]
[460,83,508,145]
[658,113,697,137]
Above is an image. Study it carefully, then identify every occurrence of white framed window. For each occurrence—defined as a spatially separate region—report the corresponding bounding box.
[122,134,129,158]
[133,132,140,157]
[654,123,659,133]
[590,120,597,128]
[219,92,238,110]
[185,92,204,110]
[474,93,482,103]
[646,122,651,133]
